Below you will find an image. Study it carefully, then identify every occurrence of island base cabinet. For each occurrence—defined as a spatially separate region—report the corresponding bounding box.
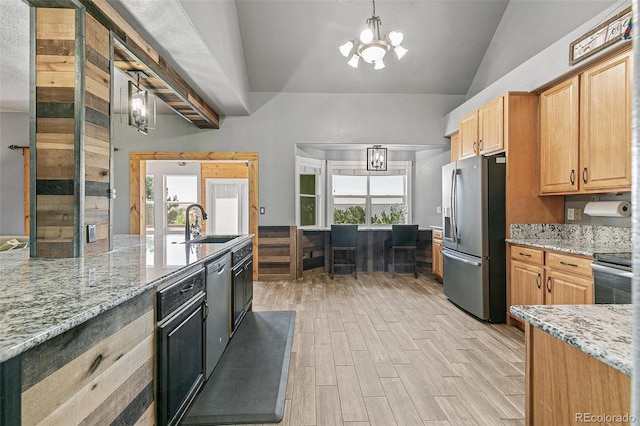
[17,290,155,426]
[526,324,630,425]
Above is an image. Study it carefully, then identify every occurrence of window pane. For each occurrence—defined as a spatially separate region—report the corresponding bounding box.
[300,174,316,195]
[167,202,190,228]
[371,200,406,224]
[300,196,316,226]
[146,203,154,230]
[334,198,366,224]
[370,175,404,195]
[333,175,367,195]
[146,176,154,201]
[165,175,197,203]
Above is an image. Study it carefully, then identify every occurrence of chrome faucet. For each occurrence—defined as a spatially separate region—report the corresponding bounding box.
[185,204,208,242]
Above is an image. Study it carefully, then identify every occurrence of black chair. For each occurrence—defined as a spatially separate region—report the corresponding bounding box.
[386,224,419,278]
[330,224,358,279]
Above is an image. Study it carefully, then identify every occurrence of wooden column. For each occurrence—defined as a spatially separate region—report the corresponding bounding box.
[31,4,111,257]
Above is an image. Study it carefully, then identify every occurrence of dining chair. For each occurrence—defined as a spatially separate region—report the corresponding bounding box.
[386,224,419,278]
[330,224,358,279]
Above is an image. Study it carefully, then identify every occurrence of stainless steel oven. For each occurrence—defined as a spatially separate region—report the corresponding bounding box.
[591,253,632,304]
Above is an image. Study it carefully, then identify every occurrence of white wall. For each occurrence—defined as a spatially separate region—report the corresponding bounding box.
[444,0,631,135]
[0,112,28,235]
[113,92,463,232]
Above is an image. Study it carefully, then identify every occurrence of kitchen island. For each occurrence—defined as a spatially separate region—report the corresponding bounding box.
[510,304,631,425]
[0,233,252,425]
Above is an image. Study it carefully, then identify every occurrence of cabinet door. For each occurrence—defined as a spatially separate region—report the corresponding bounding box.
[545,270,594,305]
[510,261,544,306]
[432,238,443,279]
[459,111,478,159]
[580,49,632,192]
[478,96,504,154]
[450,132,460,163]
[539,76,579,194]
[232,266,245,329]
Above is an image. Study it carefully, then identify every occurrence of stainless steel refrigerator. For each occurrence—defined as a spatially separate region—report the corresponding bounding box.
[441,154,506,322]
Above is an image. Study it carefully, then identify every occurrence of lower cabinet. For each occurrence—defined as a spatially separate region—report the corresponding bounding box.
[232,255,254,333]
[432,229,443,281]
[509,244,593,323]
[526,324,630,425]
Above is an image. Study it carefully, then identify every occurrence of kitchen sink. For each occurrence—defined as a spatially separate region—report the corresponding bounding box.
[185,235,240,244]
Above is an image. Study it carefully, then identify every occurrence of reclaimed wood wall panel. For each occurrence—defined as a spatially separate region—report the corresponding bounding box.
[21,290,154,426]
[258,226,296,280]
[35,8,77,257]
[84,12,111,255]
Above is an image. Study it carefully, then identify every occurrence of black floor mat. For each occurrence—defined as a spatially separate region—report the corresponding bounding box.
[181,310,295,425]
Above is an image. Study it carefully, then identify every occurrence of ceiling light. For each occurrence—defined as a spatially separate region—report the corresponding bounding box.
[339,0,407,70]
[367,145,387,171]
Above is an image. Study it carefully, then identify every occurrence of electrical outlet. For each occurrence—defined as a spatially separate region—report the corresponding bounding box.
[567,208,575,221]
[260,207,265,214]
[87,224,97,243]
[88,267,96,284]
[575,208,582,221]
[436,206,442,214]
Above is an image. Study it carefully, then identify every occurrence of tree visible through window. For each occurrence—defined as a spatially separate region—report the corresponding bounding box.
[145,176,154,230]
[333,174,407,225]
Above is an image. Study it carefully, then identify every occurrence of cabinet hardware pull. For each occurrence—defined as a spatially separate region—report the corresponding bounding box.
[546,276,552,293]
[180,283,194,293]
[203,301,209,320]
[536,273,541,289]
[519,252,531,257]
[570,169,575,185]
[560,261,578,267]
[479,139,482,150]
[473,141,477,152]
[582,167,588,183]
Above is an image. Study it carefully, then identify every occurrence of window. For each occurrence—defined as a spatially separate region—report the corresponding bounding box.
[205,179,248,235]
[164,175,198,231]
[330,161,411,225]
[296,156,324,227]
[145,175,154,231]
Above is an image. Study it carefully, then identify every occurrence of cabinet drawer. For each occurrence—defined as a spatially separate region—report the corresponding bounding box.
[511,246,544,265]
[546,252,593,277]
[433,229,443,240]
[157,269,206,321]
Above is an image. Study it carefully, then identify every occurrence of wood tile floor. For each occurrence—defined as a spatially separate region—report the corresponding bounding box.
[247,272,526,426]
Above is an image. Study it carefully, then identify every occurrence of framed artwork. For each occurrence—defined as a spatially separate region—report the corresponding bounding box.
[569,7,632,66]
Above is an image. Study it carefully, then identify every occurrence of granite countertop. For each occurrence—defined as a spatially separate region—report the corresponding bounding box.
[507,224,631,257]
[510,304,631,376]
[0,234,252,363]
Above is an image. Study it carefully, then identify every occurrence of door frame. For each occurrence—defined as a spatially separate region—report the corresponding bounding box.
[129,151,259,279]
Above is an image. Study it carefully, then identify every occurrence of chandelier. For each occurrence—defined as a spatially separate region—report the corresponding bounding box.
[339,0,407,70]
[367,145,387,171]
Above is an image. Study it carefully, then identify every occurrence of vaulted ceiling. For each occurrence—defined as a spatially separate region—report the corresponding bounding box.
[0,0,618,118]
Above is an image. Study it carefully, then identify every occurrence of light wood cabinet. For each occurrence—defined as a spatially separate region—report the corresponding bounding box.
[459,110,479,159]
[458,96,505,160]
[526,324,630,426]
[432,229,443,281]
[450,132,460,162]
[539,48,631,194]
[508,244,593,323]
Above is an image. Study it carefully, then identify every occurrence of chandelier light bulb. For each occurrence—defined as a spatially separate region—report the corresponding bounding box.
[360,28,373,44]
[394,45,408,60]
[347,54,360,68]
[374,59,385,70]
[339,41,354,58]
[388,31,404,46]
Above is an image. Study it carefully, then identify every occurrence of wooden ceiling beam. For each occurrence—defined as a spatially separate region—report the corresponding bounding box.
[79,0,220,129]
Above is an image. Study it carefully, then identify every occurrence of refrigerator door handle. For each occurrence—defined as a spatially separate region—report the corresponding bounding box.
[450,168,458,242]
[442,249,482,267]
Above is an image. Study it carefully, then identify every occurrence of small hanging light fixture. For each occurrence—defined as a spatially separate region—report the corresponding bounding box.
[367,145,387,171]
[123,71,156,134]
[339,0,407,70]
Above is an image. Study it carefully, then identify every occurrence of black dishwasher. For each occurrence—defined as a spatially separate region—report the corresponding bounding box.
[156,269,206,426]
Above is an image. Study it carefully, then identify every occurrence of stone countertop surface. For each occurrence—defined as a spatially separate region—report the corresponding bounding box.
[510,304,631,376]
[0,234,252,364]
[507,224,631,256]
[504,238,630,257]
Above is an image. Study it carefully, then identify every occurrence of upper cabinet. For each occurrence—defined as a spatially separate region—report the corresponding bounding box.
[450,132,460,162]
[459,96,504,160]
[540,48,631,194]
